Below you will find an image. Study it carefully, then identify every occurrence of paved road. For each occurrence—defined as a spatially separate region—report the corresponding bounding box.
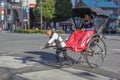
[0,32,120,80]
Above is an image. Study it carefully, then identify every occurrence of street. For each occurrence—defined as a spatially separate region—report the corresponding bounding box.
[0,32,120,80]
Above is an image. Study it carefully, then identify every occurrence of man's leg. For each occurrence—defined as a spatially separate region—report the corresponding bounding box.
[62,48,75,64]
[62,48,68,61]
[55,49,63,66]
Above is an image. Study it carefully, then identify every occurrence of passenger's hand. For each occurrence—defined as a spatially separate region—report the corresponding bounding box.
[81,28,85,32]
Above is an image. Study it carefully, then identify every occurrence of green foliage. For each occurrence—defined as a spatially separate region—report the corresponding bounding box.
[53,30,65,34]
[33,0,55,20]
[32,5,40,17]
[33,0,72,22]
[13,29,65,34]
[42,0,55,20]
[54,0,72,21]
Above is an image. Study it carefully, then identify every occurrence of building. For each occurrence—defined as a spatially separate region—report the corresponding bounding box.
[22,0,36,29]
[0,0,36,30]
[113,0,120,15]
[75,0,119,20]
[0,0,23,30]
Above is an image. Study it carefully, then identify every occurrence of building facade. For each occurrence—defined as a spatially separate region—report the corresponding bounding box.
[0,0,36,30]
[0,0,24,30]
[113,0,120,15]
[75,0,119,19]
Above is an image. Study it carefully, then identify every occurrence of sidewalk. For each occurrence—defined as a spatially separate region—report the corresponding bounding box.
[105,34,120,40]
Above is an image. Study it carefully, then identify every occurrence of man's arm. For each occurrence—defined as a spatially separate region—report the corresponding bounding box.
[44,43,49,48]
[45,33,58,48]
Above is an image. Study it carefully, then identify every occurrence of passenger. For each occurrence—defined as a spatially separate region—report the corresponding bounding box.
[80,14,95,31]
[66,14,96,54]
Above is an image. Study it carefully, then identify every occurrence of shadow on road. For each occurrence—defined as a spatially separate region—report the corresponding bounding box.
[24,51,56,62]
[15,51,64,68]
[13,51,120,79]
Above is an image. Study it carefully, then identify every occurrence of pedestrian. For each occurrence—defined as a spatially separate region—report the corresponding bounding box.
[40,30,74,67]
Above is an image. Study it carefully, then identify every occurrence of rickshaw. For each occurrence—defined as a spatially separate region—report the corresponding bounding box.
[66,7,109,68]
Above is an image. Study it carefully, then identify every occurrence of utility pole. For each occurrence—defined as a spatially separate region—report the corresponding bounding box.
[24,0,30,30]
[27,0,30,29]
[40,0,42,30]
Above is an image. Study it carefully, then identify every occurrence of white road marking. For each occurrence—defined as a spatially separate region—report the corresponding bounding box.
[17,68,112,80]
[110,49,120,52]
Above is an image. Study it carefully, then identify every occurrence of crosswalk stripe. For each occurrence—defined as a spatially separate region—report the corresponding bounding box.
[17,68,112,80]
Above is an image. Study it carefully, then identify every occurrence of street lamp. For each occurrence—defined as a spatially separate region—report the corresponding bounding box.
[40,0,42,30]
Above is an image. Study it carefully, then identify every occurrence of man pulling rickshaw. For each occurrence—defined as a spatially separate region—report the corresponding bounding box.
[41,7,109,68]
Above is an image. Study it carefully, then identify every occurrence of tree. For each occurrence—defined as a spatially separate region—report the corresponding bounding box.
[33,0,72,29]
[33,0,55,29]
[53,0,72,30]
[54,0,72,21]
[42,0,55,20]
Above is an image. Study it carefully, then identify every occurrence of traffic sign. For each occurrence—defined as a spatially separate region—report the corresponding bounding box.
[1,11,4,14]
[8,16,12,20]
[1,8,5,20]
[1,2,4,7]
[1,8,4,12]
[1,0,5,20]
[1,16,4,20]
[1,8,4,10]
[25,6,30,13]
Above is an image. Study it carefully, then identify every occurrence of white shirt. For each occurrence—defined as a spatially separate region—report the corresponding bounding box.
[48,33,66,47]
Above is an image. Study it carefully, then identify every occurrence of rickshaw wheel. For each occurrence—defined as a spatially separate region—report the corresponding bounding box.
[85,37,107,68]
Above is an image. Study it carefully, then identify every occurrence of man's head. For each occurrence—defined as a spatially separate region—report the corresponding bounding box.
[46,30,52,36]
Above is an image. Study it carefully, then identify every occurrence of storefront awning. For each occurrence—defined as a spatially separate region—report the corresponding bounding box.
[82,0,119,8]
